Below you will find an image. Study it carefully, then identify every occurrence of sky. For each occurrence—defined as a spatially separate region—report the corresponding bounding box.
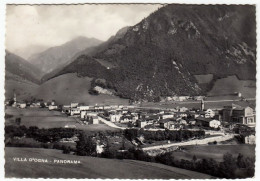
[6,4,162,59]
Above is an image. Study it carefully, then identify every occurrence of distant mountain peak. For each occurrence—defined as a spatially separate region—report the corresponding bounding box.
[28,36,103,73]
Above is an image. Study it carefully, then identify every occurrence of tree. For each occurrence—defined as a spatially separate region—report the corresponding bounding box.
[62,146,71,154]
[193,155,197,162]
[76,133,96,156]
[15,118,21,126]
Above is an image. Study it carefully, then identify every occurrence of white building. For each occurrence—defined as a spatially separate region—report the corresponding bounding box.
[245,135,255,144]
[209,119,221,128]
[161,114,174,119]
[205,109,215,118]
[49,105,58,111]
[110,114,122,122]
[19,103,26,109]
[71,103,79,108]
[79,106,90,111]
[71,108,80,116]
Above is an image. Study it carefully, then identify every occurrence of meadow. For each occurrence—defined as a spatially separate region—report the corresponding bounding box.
[5,107,118,132]
[171,144,255,162]
[5,147,213,179]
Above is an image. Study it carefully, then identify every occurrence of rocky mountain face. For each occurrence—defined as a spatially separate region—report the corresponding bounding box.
[46,4,256,101]
[28,36,103,73]
[5,51,43,84]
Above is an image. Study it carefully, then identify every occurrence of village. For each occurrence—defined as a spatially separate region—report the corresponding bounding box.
[6,92,256,150]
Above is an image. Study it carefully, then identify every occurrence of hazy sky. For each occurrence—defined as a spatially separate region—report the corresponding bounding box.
[6,4,162,59]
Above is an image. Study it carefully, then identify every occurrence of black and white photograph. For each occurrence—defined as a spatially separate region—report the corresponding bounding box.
[2,2,257,179]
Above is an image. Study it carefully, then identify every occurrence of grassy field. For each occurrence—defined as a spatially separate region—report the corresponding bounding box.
[33,73,129,105]
[171,144,255,162]
[5,147,213,179]
[208,75,256,98]
[5,107,118,132]
[142,99,255,110]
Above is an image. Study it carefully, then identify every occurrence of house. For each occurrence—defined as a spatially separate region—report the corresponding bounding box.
[110,114,122,122]
[120,115,135,123]
[48,105,58,111]
[71,103,79,108]
[89,116,99,124]
[103,105,111,110]
[195,117,221,128]
[51,100,56,106]
[179,107,189,112]
[221,105,255,127]
[175,112,188,118]
[179,119,187,125]
[70,108,80,116]
[245,135,255,144]
[81,111,87,119]
[205,109,215,118]
[159,119,175,129]
[161,114,174,119]
[19,103,26,109]
[137,120,147,128]
[79,106,90,111]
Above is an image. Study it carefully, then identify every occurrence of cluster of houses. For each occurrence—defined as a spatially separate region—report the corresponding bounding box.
[6,93,255,136]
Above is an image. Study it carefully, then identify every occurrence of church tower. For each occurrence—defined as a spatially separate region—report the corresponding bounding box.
[201,99,204,110]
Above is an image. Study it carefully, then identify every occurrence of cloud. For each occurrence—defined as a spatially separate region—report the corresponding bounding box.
[6,4,162,58]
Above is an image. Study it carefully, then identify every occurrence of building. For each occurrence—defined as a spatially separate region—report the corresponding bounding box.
[120,115,135,123]
[201,99,205,110]
[179,107,188,112]
[48,105,58,111]
[205,109,215,118]
[70,108,80,116]
[109,114,122,122]
[161,114,174,119]
[89,116,99,124]
[221,105,255,127]
[137,120,147,128]
[71,103,79,108]
[79,106,90,111]
[195,117,221,128]
[159,119,175,129]
[245,135,255,144]
[19,103,26,109]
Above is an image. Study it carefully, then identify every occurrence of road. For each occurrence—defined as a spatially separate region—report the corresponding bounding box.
[142,134,234,151]
[98,116,126,130]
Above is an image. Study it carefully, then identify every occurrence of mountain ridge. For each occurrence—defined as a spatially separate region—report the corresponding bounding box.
[28,36,103,73]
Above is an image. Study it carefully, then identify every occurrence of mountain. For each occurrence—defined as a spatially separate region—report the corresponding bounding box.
[5,51,43,84]
[12,44,48,60]
[41,27,130,82]
[45,4,256,101]
[5,51,43,100]
[28,37,103,73]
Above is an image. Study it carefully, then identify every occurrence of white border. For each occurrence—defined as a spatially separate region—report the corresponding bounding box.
[0,1,259,181]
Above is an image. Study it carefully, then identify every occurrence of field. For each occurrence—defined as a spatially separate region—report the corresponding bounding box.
[142,99,255,110]
[171,144,255,162]
[33,73,129,105]
[5,147,213,179]
[207,75,256,98]
[5,107,118,132]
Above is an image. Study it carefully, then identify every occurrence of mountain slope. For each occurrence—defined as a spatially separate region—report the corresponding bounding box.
[33,73,128,105]
[41,27,130,82]
[49,4,256,101]
[5,51,43,84]
[5,51,42,100]
[28,36,103,73]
